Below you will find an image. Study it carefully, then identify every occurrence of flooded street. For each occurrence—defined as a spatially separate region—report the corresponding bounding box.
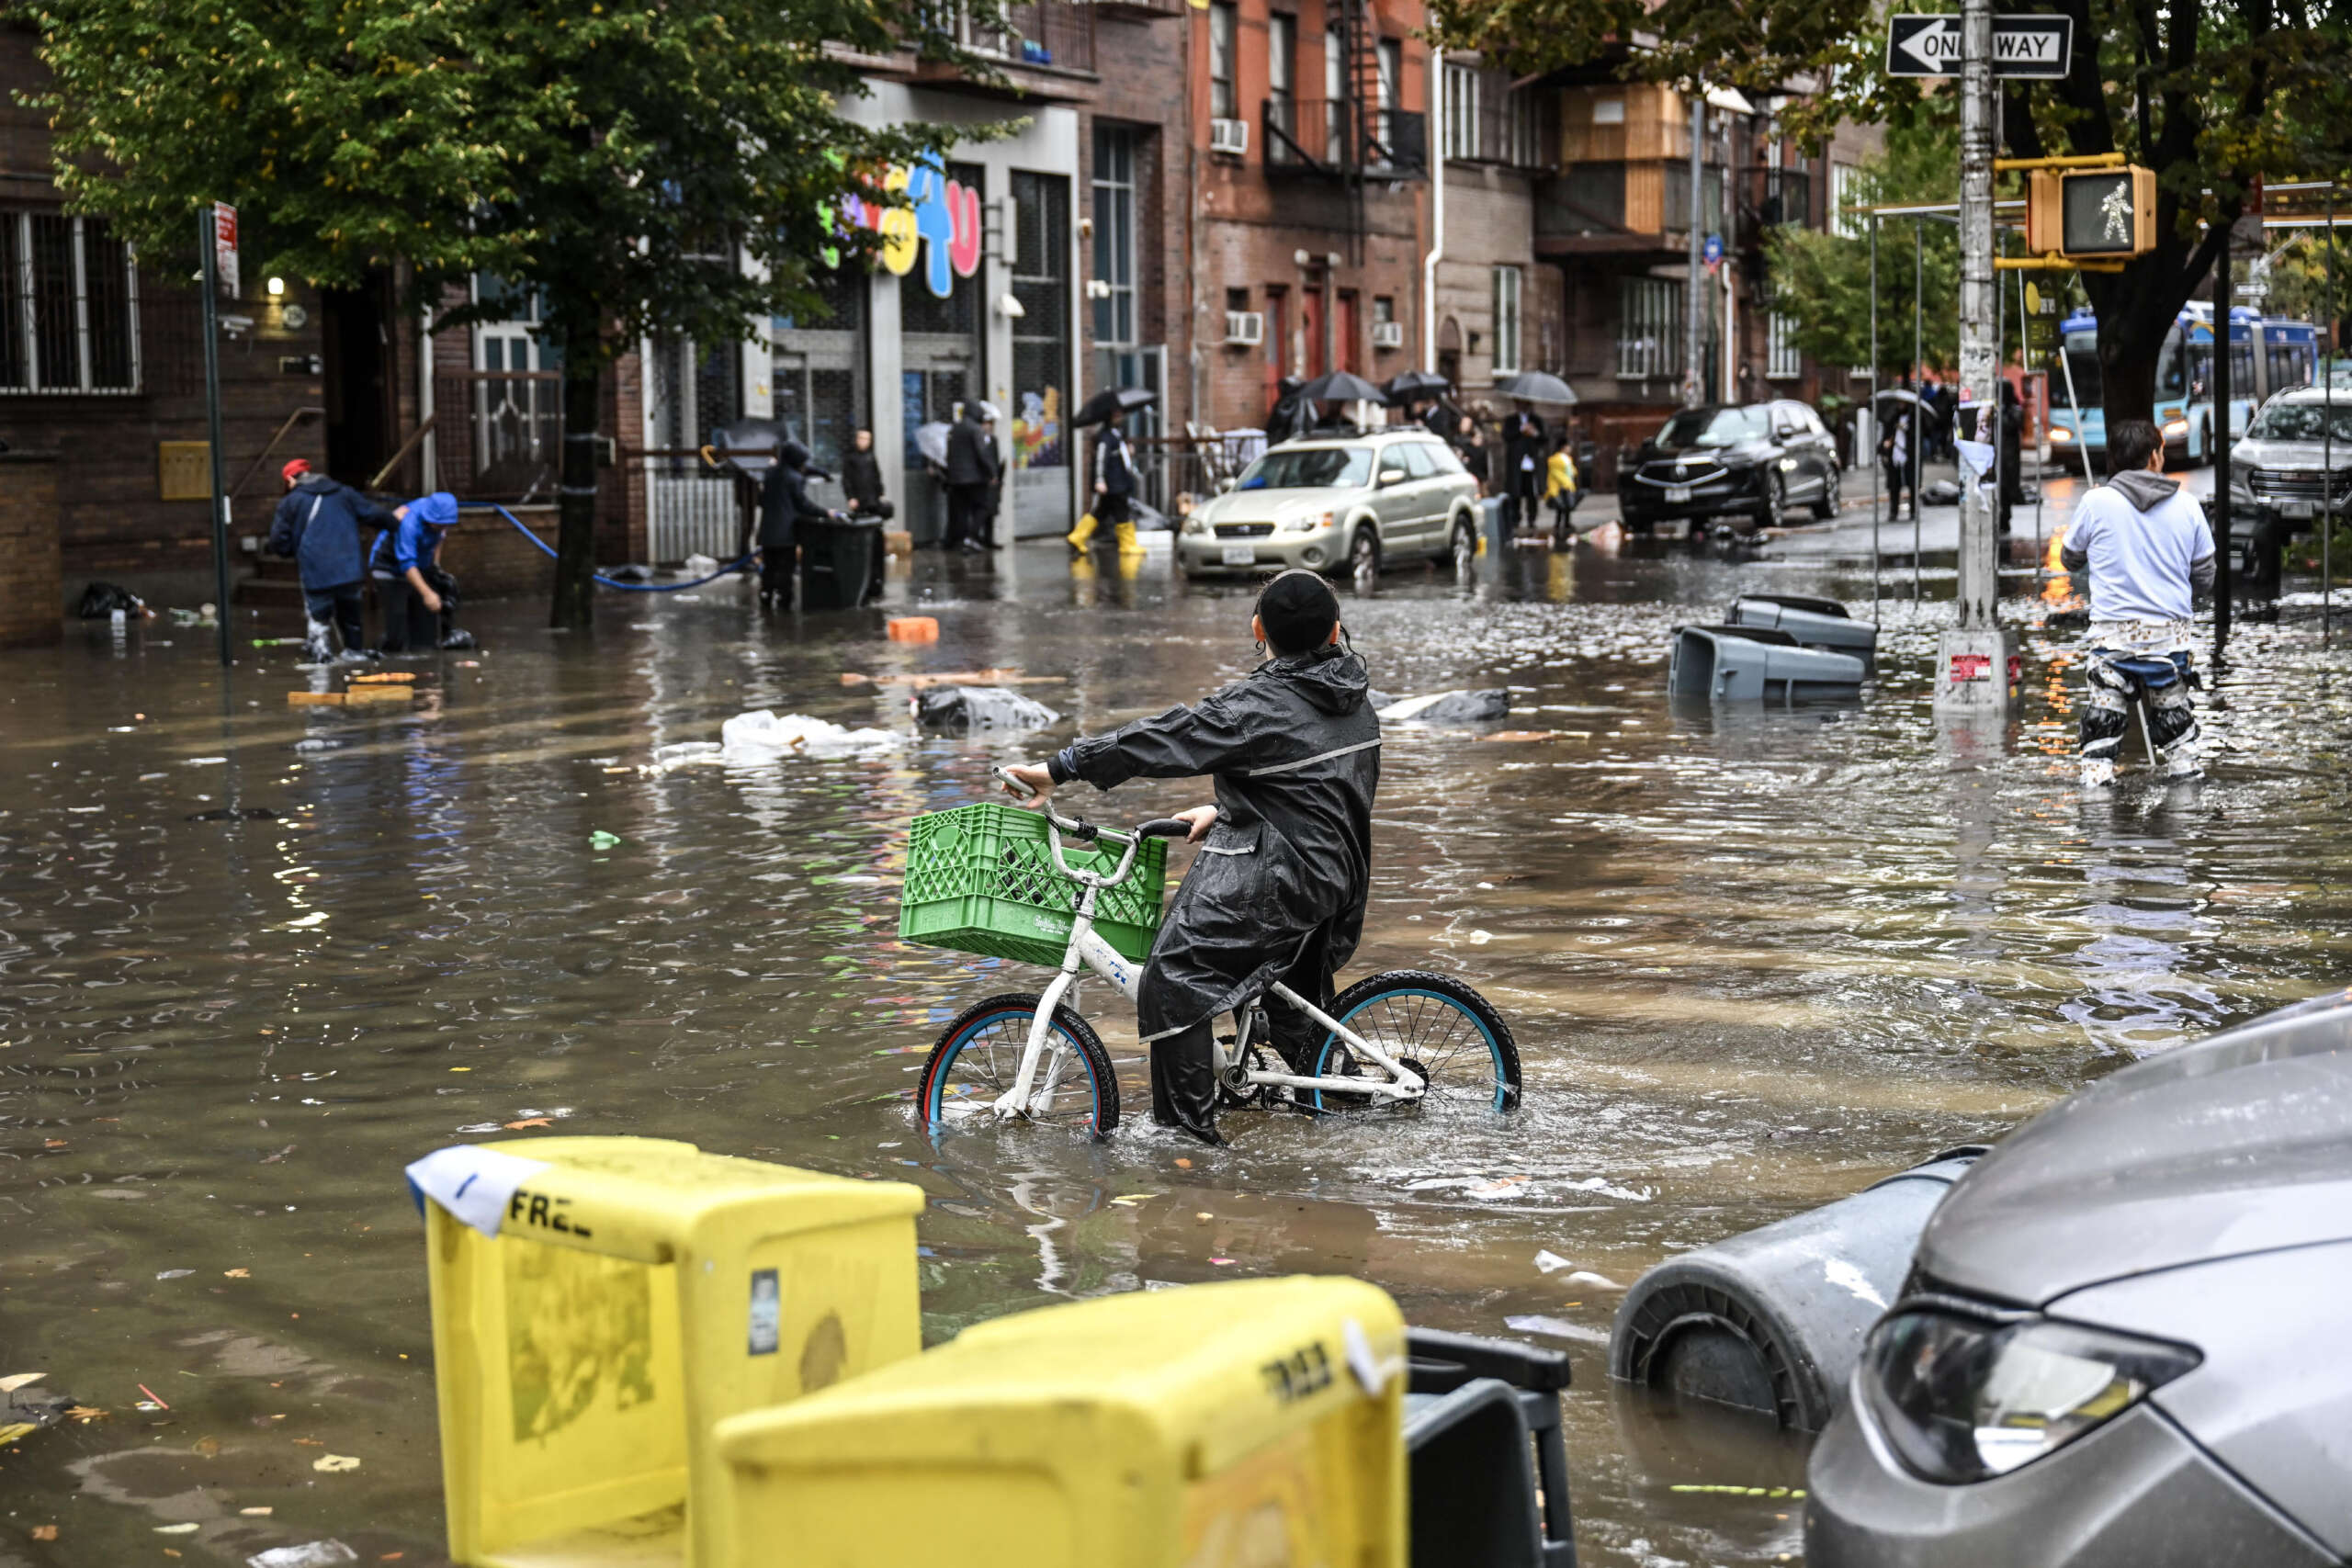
[6,517,2352,1567]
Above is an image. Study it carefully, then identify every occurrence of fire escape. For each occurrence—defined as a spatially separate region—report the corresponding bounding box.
[1262,0,1426,264]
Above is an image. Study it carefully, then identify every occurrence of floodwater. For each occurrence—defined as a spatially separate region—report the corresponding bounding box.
[6,513,2352,1566]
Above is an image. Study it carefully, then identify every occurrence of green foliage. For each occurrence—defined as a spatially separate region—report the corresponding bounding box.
[26,0,994,354]
[2256,234,2352,333]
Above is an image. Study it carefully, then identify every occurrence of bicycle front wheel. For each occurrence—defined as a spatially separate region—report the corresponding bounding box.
[1309,970,1521,1114]
[918,992,1121,1138]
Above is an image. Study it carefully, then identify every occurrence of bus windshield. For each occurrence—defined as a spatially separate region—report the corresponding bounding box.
[2062,327,2102,406]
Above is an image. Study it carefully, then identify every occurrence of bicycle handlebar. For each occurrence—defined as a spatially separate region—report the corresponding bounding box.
[1134,818,1193,840]
[989,769,1196,887]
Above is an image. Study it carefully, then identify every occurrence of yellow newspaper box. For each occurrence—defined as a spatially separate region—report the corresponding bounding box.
[713,1276,1409,1568]
[419,1136,925,1568]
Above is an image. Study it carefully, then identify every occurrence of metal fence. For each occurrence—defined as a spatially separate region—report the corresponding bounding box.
[644,458,751,564]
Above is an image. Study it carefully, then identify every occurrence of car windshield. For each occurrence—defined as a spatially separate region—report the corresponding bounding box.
[1656,407,1769,448]
[2248,402,2352,445]
[1237,446,1374,490]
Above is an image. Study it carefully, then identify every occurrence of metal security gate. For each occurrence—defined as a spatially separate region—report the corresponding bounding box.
[648,472,743,564]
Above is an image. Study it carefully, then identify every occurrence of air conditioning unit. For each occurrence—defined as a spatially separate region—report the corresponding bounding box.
[1370,321,1405,350]
[1225,310,1265,346]
[1210,118,1250,156]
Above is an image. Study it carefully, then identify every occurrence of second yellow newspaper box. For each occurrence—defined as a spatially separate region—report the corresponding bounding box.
[419,1136,925,1567]
[713,1275,1410,1568]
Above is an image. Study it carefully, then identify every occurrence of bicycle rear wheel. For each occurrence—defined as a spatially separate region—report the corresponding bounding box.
[918,992,1121,1138]
[1308,970,1521,1114]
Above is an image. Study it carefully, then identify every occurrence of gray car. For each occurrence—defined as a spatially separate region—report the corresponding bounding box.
[2224,386,2352,547]
[1180,432,1481,579]
[1807,987,2352,1565]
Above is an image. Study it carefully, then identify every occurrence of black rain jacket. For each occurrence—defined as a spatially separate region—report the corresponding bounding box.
[1050,644,1379,1039]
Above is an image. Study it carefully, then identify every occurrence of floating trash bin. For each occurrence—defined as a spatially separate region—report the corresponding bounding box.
[1404,1328,1577,1568]
[1609,1149,1985,1432]
[712,1276,1408,1568]
[1668,624,1867,705]
[413,1136,925,1568]
[1724,594,1880,672]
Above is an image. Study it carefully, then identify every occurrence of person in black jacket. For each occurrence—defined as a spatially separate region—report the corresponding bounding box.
[267,458,394,661]
[758,441,831,608]
[1091,412,1137,547]
[1003,571,1378,1145]
[944,405,1001,552]
[1499,405,1545,535]
[1263,376,1306,446]
[841,428,891,604]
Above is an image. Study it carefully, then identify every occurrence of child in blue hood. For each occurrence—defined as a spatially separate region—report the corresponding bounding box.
[368,492,474,651]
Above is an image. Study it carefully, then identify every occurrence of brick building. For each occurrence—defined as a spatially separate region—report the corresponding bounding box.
[1428,52,1565,420]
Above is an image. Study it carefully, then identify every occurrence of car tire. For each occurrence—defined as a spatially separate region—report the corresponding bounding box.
[1449,514,1476,580]
[1758,471,1785,531]
[1811,467,1840,522]
[1350,525,1380,584]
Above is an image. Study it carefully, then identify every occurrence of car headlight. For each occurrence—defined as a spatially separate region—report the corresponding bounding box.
[2162,418,2189,439]
[1182,513,1212,536]
[1861,1307,2200,1485]
[1280,511,1335,535]
[2050,426,2074,443]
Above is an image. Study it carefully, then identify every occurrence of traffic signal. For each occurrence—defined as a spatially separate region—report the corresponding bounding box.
[2025,166,2156,259]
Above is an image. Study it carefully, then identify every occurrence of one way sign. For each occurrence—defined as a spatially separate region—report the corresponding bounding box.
[1885,15,2074,78]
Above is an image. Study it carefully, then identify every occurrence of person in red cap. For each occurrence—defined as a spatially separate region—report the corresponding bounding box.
[267,457,395,662]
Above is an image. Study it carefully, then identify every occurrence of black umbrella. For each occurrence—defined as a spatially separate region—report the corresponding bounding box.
[1871,388,1921,407]
[1297,370,1388,405]
[1493,371,1577,406]
[1384,368,1451,402]
[1072,387,1158,427]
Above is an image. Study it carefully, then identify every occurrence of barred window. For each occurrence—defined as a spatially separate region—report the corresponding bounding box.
[1617,277,1682,381]
[1491,265,1522,375]
[1768,311,1802,380]
[2,211,140,394]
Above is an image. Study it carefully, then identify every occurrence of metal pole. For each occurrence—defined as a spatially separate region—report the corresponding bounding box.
[1871,214,1881,609]
[2056,317,2095,487]
[1685,91,1706,408]
[2327,192,2335,643]
[2214,228,2233,667]
[1913,218,1924,603]
[2024,265,2043,552]
[1951,0,1999,630]
[198,204,232,667]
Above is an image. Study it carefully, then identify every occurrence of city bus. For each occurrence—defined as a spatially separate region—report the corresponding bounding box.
[2048,304,2321,466]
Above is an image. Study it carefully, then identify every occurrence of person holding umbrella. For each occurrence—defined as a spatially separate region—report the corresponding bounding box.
[944,402,1001,553]
[1877,381,1916,523]
[1065,386,1156,555]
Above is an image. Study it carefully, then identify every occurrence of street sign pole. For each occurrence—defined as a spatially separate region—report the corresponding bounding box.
[2213,232,2233,669]
[1933,0,2009,715]
[198,203,232,668]
[1684,91,1706,409]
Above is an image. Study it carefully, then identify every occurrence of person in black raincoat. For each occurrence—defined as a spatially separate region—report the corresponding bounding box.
[1005,570,1378,1145]
[758,440,831,609]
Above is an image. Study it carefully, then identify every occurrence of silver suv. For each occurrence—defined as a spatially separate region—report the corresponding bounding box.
[1181,431,1482,578]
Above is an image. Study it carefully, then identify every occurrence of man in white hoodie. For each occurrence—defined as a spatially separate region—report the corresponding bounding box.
[2060,418,2216,787]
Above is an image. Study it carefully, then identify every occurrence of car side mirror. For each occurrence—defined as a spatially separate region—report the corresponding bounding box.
[1377,468,1407,487]
[1217,477,1237,493]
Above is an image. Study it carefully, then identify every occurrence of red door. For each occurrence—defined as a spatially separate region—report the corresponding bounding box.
[1264,288,1290,412]
[1339,290,1361,376]
[1301,288,1326,379]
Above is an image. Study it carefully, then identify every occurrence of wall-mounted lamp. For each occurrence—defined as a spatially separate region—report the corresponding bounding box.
[1325,252,1341,269]
[997,292,1026,320]
[1294,248,1313,268]
[266,276,286,298]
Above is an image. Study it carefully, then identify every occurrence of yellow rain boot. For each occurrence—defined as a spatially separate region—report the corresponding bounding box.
[1065,512,1099,552]
[1114,519,1143,558]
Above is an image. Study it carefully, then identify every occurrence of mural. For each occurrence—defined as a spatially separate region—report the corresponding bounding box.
[838,156,982,299]
[1013,387,1065,470]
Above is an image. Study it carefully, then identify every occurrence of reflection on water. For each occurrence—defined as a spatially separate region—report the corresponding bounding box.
[5,536,2351,1564]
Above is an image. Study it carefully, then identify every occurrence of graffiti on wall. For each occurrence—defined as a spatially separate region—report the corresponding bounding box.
[837,156,981,299]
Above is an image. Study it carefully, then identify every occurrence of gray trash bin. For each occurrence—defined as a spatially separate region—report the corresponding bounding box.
[1608,1149,1986,1432]
[1724,594,1881,672]
[1407,1327,1576,1567]
[1668,624,1866,705]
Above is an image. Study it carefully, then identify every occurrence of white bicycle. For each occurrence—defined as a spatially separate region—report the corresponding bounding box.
[916,769,1522,1138]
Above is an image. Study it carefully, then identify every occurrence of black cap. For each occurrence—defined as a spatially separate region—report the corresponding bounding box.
[1255,569,1340,655]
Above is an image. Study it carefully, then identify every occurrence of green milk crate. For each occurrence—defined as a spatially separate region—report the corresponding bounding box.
[899,801,1169,966]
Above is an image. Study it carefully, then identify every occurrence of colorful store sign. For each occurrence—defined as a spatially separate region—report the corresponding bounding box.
[838,156,981,299]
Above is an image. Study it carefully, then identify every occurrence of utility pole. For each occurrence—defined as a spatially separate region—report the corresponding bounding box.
[1684,91,1705,408]
[198,203,232,668]
[1932,0,2007,715]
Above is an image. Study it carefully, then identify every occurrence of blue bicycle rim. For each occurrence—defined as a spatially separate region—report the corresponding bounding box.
[1310,988,1509,1113]
[925,1008,1103,1130]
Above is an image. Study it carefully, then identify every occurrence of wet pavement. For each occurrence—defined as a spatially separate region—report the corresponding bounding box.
[6,514,2352,1566]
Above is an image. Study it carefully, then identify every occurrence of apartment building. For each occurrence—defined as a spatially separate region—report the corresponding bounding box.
[1428,53,1566,416]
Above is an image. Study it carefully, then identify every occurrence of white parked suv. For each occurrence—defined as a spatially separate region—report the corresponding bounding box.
[1180,431,1483,579]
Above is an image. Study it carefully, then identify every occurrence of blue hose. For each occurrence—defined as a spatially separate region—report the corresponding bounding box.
[461,501,754,592]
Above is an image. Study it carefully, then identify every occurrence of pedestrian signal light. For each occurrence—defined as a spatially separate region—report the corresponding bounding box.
[2026,166,2156,260]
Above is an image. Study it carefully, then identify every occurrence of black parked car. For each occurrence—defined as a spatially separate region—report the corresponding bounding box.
[1620,400,1843,535]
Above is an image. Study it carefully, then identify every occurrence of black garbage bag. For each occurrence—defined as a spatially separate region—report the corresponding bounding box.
[910,685,1063,734]
[77,581,145,618]
[1370,688,1511,725]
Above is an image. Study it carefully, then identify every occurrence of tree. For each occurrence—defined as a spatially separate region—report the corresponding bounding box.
[28,0,988,627]
[1764,112,1964,378]
[1430,0,2352,427]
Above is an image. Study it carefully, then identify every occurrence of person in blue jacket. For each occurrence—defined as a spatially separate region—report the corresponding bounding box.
[267,458,393,662]
[368,491,474,652]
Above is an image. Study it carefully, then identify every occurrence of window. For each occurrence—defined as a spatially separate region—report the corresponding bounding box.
[1,211,138,394]
[1398,442,1437,478]
[1269,14,1295,111]
[1375,39,1400,154]
[1443,62,1480,161]
[1209,2,1238,122]
[1590,97,1625,126]
[468,276,562,494]
[1831,163,1863,238]
[1227,287,1251,314]
[1491,265,1522,375]
[1505,88,1543,167]
[769,266,867,481]
[1768,311,1801,380]
[1617,276,1683,380]
[1011,170,1071,473]
[1091,124,1137,346]
[1325,24,1346,153]
[1372,295,1395,327]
